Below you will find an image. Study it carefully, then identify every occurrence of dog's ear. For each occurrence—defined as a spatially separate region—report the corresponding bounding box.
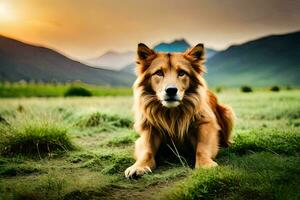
[184,43,205,62]
[137,43,156,60]
[136,43,156,74]
[184,43,206,73]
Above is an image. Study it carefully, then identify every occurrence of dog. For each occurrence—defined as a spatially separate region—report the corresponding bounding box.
[125,43,234,178]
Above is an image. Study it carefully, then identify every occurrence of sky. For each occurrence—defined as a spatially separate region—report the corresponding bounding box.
[0,0,300,60]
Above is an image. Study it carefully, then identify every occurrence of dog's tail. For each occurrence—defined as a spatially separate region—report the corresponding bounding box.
[216,104,235,147]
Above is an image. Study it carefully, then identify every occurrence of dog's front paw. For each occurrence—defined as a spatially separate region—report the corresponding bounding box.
[195,159,218,169]
[125,164,152,179]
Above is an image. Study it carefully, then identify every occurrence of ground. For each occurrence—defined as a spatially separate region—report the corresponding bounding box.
[0,90,299,200]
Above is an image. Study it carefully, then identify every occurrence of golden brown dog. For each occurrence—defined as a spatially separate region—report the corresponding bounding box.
[125,43,234,178]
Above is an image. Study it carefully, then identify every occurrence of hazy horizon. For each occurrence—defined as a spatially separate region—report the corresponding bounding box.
[0,0,300,60]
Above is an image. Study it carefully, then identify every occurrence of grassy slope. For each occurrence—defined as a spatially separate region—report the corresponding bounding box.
[0,90,299,199]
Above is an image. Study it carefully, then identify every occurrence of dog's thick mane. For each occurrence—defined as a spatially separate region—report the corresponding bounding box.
[133,59,208,141]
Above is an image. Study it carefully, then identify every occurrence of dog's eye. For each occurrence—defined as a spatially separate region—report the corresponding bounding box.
[154,70,164,76]
[178,70,186,77]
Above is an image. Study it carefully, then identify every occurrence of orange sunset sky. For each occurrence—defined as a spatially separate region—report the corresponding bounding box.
[0,0,300,60]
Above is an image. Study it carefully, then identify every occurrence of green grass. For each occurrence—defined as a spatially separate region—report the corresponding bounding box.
[0,82,132,97]
[1,170,115,200]
[163,153,300,200]
[222,128,300,156]
[0,113,75,157]
[0,90,299,199]
[105,131,138,147]
[77,112,133,128]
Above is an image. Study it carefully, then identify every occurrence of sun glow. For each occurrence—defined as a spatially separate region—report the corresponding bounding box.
[0,2,16,22]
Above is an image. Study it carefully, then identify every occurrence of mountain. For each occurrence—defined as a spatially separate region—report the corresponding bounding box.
[120,39,218,74]
[205,31,300,87]
[154,39,191,52]
[85,51,135,70]
[120,63,136,74]
[4,32,297,88]
[0,35,135,86]
[153,39,218,59]
[205,48,218,59]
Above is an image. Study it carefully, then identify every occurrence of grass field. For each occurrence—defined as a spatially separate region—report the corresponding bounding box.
[0,90,299,200]
[0,82,132,97]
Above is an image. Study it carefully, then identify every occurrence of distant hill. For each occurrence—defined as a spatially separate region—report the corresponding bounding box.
[120,39,218,74]
[154,39,190,52]
[0,35,135,86]
[153,39,218,58]
[85,51,135,70]
[120,63,136,74]
[205,48,219,60]
[206,31,300,86]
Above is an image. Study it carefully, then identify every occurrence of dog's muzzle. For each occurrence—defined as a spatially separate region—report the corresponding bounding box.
[161,86,180,108]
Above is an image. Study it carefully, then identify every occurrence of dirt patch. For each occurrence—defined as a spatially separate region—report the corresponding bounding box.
[101,177,185,200]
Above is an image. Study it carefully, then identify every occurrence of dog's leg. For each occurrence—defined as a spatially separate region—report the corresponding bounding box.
[125,131,161,178]
[195,120,220,168]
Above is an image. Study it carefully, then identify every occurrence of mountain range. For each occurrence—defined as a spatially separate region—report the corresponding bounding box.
[205,30,300,86]
[0,35,135,86]
[0,31,299,87]
[85,39,218,72]
[118,39,218,74]
[85,51,135,70]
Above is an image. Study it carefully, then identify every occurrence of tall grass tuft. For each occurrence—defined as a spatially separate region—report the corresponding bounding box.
[0,114,75,157]
[77,112,132,129]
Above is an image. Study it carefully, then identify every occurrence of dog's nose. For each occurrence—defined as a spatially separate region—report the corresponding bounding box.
[165,86,178,96]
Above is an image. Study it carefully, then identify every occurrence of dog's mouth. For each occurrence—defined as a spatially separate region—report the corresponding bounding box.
[164,98,179,102]
[161,98,180,108]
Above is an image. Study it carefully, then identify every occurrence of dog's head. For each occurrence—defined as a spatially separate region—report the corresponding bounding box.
[135,43,206,108]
